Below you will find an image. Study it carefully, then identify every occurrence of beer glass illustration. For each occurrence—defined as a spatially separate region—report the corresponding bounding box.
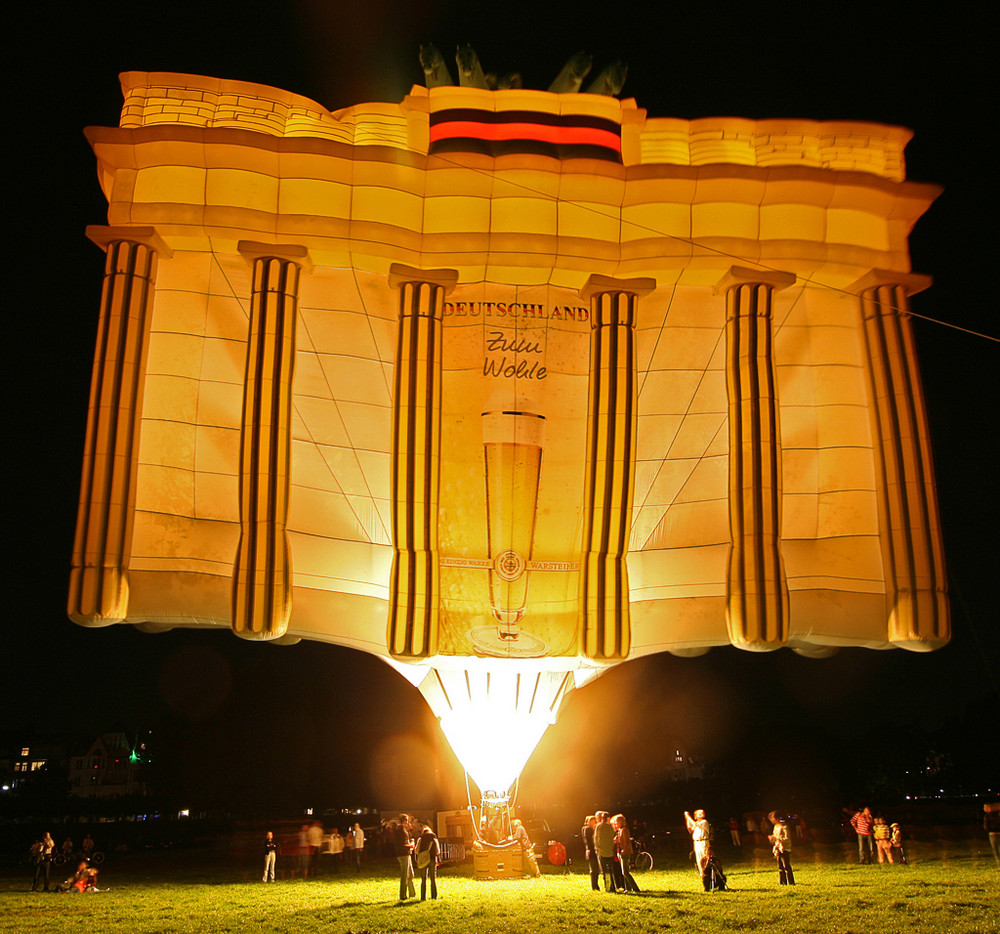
[472,394,546,657]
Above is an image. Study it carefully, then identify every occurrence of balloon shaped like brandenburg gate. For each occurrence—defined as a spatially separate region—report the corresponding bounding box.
[70,72,948,791]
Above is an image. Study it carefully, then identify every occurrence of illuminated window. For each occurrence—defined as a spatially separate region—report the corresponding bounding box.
[21,747,29,757]
[30,761,45,771]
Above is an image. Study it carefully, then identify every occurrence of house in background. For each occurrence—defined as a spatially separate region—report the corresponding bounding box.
[68,732,147,798]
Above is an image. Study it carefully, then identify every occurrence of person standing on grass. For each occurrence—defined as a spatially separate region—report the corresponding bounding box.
[684,809,711,876]
[393,815,416,901]
[414,825,440,900]
[307,821,323,876]
[297,824,310,878]
[352,822,365,871]
[873,816,894,864]
[890,823,907,864]
[31,832,55,892]
[613,814,640,893]
[263,831,278,882]
[850,807,875,864]
[768,811,795,885]
[594,811,618,892]
[329,827,345,872]
[984,803,1000,868]
[582,815,600,891]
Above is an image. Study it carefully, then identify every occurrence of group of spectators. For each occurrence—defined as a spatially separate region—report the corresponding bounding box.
[686,808,794,890]
[28,831,103,893]
[263,815,442,899]
[252,797,998,897]
[848,807,906,865]
[266,821,367,880]
[582,811,640,894]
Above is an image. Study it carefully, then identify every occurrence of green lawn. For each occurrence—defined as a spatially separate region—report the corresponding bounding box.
[2,844,996,934]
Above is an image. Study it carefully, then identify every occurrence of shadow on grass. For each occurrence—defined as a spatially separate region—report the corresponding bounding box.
[627,890,686,899]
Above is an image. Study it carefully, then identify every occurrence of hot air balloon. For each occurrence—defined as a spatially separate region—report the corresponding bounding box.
[70,71,948,803]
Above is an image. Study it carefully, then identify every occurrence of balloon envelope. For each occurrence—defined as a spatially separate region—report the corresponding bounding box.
[70,73,949,787]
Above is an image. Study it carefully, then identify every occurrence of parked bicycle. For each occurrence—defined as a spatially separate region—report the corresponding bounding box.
[53,849,104,867]
[630,836,653,871]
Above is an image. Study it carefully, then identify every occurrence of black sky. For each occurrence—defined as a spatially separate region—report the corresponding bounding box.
[5,1,997,812]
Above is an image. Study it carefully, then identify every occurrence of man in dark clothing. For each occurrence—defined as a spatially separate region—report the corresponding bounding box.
[393,815,416,900]
[31,833,55,892]
[582,815,600,890]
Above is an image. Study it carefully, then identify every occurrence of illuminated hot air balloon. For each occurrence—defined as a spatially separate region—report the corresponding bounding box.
[70,71,948,800]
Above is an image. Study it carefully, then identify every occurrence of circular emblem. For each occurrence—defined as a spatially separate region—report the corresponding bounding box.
[493,549,525,582]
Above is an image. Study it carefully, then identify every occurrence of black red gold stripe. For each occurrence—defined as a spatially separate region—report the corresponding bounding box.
[429,109,622,161]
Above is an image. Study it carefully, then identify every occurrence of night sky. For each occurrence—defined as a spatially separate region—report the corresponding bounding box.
[6,1,997,818]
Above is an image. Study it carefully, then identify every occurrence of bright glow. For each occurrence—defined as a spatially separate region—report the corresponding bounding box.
[439,705,552,793]
[420,666,571,791]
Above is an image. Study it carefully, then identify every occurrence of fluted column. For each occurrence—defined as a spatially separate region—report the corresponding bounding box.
[386,264,457,660]
[231,242,311,641]
[578,274,655,660]
[717,266,795,651]
[69,226,170,626]
[853,270,949,650]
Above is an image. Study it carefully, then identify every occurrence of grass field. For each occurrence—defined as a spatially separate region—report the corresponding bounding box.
[2,844,996,934]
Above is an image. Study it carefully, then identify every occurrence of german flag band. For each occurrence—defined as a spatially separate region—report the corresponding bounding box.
[429,108,622,161]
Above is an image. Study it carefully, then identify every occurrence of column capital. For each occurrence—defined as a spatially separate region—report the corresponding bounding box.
[580,274,656,302]
[849,269,932,296]
[713,265,795,295]
[86,225,172,259]
[388,264,458,293]
[238,241,313,273]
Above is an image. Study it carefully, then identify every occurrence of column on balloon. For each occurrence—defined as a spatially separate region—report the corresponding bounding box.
[717,266,795,651]
[852,270,949,650]
[578,274,656,661]
[69,226,170,627]
[231,242,312,642]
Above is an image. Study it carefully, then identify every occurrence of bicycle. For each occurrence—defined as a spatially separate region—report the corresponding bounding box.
[632,850,653,871]
[630,836,653,871]
[58,850,105,867]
